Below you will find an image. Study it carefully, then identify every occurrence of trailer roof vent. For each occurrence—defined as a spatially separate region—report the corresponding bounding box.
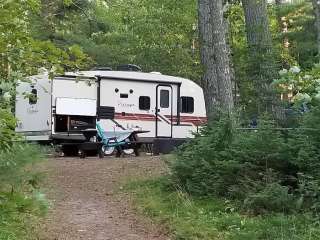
[150,72,162,75]
[91,66,113,71]
[116,64,142,72]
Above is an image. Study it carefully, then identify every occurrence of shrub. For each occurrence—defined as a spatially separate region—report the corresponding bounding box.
[0,144,45,190]
[171,115,292,194]
[170,108,320,213]
[0,143,47,240]
[243,183,297,214]
[0,109,18,151]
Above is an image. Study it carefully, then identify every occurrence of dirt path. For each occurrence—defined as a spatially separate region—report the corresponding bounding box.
[39,156,169,240]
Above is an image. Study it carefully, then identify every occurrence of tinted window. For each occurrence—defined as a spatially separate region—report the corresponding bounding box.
[139,96,150,110]
[29,88,37,104]
[181,96,194,113]
[160,90,169,108]
[120,93,128,98]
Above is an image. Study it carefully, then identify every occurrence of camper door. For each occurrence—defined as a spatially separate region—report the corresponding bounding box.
[156,85,173,138]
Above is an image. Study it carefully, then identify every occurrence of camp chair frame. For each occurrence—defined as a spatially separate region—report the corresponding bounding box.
[96,122,127,157]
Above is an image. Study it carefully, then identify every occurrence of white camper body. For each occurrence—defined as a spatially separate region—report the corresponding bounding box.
[15,71,207,144]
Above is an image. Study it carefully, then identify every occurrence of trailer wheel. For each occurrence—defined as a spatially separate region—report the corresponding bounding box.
[79,149,86,158]
[134,148,140,157]
[98,148,104,159]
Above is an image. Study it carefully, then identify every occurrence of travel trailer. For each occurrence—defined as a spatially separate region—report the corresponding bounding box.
[15,70,207,153]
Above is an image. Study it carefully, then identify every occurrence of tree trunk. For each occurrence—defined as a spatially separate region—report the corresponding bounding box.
[198,0,234,117]
[198,0,219,115]
[242,0,282,117]
[210,0,234,113]
[312,0,320,62]
[242,0,273,50]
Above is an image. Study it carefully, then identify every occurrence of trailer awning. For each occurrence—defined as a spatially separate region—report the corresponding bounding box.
[56,97,96,116]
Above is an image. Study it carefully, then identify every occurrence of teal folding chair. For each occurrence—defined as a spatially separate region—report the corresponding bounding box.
[96,122,126,157]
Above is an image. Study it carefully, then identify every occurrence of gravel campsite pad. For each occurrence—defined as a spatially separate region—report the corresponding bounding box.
[38,156,169,240]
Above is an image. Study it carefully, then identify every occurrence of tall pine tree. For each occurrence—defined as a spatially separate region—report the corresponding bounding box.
[198,0,234,117]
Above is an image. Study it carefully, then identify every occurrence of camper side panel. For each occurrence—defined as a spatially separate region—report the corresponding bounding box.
[100,79,178,138]
[15,75,51,141]
[172,81,207,138]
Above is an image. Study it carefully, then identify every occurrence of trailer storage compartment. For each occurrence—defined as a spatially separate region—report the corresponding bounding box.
[55,115,96,132]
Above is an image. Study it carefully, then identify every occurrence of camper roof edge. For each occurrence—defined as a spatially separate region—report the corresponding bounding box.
[63,71,185,85]
[56,74,182,86]
[96,75,182,86]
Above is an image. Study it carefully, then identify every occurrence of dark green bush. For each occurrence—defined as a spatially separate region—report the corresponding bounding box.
[0,144,45,189]
[243,183,297,214]
[170,107,320,214]
[0,109,18,151]
[0,143,47,240]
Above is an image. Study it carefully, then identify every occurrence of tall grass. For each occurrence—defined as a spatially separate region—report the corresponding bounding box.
[0,144,48,240]
[126,178,320,240]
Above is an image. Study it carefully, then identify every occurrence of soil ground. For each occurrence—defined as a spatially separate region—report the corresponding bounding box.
[38,155,169,240]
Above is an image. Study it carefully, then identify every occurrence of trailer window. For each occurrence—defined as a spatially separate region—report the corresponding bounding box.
[160,90,169,108]
[181,96,194,113]
[120,93,128,98]
[139,96,150,110]
[29,88,37,105]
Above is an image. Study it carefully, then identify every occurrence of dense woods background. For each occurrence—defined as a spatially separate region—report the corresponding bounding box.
[13,0,320,116]
[2,0,320,239]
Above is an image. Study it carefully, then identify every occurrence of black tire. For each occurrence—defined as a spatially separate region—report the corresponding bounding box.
[79,149,86,158]
[134,148,140,157]
[98,148,104,159]
[115,146,122,158]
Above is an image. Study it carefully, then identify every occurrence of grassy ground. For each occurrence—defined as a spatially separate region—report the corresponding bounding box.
[0,144,48,240]
[125,178,320,240]
[0,191,47,240]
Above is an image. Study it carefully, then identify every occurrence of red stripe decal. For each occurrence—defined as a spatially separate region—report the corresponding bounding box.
[114,113,207,126]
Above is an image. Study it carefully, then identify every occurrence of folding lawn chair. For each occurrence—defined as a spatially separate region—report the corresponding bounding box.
[96,122,127,157]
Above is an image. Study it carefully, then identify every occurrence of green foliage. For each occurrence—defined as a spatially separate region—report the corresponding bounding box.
[0,0,92,116]
[243,183,297,214]
[0,144,45,189]
[31,0,201,80]
[273,64,320,108]
[0,109,18,151]
[0,143,48,240]
[0,0,90,80]
[279,1,317,69]
[171,115,291,198]
[0,3,90,238]
[0,191,48,240]
[170,107,320,214]
[0,99,47,239]
[126,178,320,240]
[293,105,320,175]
